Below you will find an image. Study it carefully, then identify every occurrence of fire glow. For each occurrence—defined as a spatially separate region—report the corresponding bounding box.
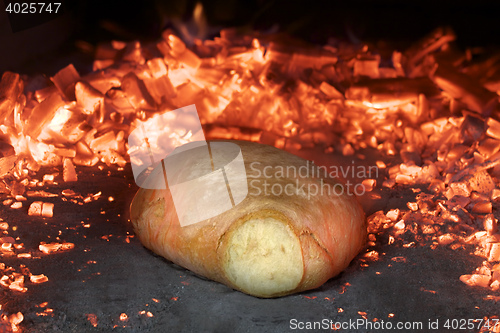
[0,23,500,331]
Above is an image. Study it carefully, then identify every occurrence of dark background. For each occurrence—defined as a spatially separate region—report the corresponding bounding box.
[1,0,500,75]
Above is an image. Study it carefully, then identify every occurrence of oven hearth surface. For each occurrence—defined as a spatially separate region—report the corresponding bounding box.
[0,156,498,333]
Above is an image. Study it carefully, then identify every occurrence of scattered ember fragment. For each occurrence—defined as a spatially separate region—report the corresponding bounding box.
[460,274,491,288]
[8,275,27,292]
[61,189,76,196]
[119,313,128,321]
[420,287,437,294]
[361,179,376,192]
[483,295,500,302]
[26,190,58,198]
[391,256,407,263]
[28,201,54,217]
[30,274,48,284]
[86,313,98,327]
[7,312,23,332]
[63,158,78,182]
[39,242,74,254]
[9,202,21,209]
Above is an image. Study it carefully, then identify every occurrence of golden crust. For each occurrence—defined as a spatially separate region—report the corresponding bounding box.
[130,140,367,297]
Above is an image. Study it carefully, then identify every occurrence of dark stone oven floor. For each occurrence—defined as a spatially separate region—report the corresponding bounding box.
[0,159,498,333]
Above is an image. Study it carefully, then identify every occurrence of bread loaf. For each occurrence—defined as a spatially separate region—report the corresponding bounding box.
[130,140,366,298]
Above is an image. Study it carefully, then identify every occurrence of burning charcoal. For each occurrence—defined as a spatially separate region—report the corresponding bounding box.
[93,59,114,71]
[38,242,74,254]
[89,131,118,153]
[353,55,380,78]
[470,200,492,214]
[9,182,25,197]
[122,41,145,64]
[74,141,99,167]
[361,179,376,191]
[401,148,422,166]
[430,64,498,115]
[63,158,78,182]
[171,81,205,109]
[50,146,76,158]
[0,71,24,123]
[486,117,500,140]
[405,27,456,72]
[438,233,456,245]
[41,202,54,217]
[30,274,48,284]
[50,64,80,101]
[489,244,500,262]
[449,182,471,197]
[25,93,65,139]
[459,113,485,144]
[160,33,202,70]
[465,170,496,195]
[84,72,121,95]
[144,58,177,104]
[319,82,344,99]
[0,155,17,178]
[9,275,27,292]
[345,77,440,109]
[28,201,43,216]
[483,214,498,235]
[10,202,22,209]
[477,138,500,158]
[101,149,127,167]
[41,107,89,144]
[459,274,491,288]
[121,72,156,111]
[0,140,15,158]
[75,81,104,115]
[95,42,120,60]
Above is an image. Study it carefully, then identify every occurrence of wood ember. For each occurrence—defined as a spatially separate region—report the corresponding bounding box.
[28,201,54,218]
[29,274,48,284]
[38,242,74,254]
[431,63,498,115]
[63,158,77,182]
[50,64,80,101]
[24,93,65,139]
[0,72,24,124]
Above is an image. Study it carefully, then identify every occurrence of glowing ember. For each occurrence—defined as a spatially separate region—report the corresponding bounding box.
[38,242,74,254]
[30,274,48,284]
[86,313,98,327]
[28,201,54,217]
[8,312,23,332]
